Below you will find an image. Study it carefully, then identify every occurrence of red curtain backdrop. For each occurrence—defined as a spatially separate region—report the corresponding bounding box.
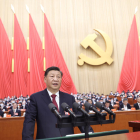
[11,14,28,97]
[117,15,140,93]
[29,14,45,94]
[0,19,12,99]
[44,14,77,94]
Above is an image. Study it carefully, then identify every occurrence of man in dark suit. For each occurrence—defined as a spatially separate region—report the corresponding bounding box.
[22,66,93,140]
[105,101,114,110]
[0,105,4,117]
[20,101,28,110]
[0,102,7,111]
[119,98,131,110]
[100,101,114,112]
[85,99,96,113]
[9,103,21,117]
[134,97,140,110]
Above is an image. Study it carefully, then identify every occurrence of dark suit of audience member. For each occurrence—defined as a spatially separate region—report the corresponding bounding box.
[2,105,7,111]
[9,109,21,117]
[119,100,123,105]
[20,105,28,109]
[119,103,131,110]
[4,101,7,105]
[0,107,4,117]
[108,104,114,110]
[134,103,140,110]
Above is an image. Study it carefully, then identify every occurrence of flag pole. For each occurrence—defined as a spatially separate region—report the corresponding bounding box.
[11,4,15,72]
[40,4,46,71]
[26,5,30,72]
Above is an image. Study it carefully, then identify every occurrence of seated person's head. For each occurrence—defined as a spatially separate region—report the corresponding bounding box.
[0,102,4,108]
[99,99,103,103]
[27,99,30,103]
[105,101,110,108]
[123,98,128,105]
[83,98,87,103]
[76,100,81,104]
[13,103,17,110]
[137,97,140,103]
[87,99,92,104]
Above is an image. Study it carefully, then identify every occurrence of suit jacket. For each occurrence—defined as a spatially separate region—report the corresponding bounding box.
[134,103,140,110]
[9,109,21,116]
[109,105,114,110]
[22,89,93,140]
[20,105,28,109]
[1,105,7,111]
[119,100,123,105]
[119,103,131,110]
[0,110,4,117]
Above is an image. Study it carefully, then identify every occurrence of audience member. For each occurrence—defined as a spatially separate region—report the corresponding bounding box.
[134,97,140,110]
[0,105,4,117]
[9,103,21,117]
[105,101,114,110]
[119,98,131,111]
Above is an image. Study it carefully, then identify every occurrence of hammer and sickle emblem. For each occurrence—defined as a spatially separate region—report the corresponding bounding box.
[78,29,113,66]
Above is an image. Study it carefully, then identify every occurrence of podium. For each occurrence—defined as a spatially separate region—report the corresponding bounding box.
[129,120,140,132]
[37,129,128,140]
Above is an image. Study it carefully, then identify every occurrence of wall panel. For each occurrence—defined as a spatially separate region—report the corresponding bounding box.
[0,0,140,94]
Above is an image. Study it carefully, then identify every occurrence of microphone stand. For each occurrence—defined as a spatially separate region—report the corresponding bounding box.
[55,112,116,139]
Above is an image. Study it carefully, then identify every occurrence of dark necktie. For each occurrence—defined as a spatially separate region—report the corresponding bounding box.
[51,94,59,111]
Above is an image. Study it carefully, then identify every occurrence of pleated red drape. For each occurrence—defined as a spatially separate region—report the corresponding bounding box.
[117,15,140,93]
[11,14,28,97]
[29,14,45,94]
[44,14,77,94]
[0,19,11,99]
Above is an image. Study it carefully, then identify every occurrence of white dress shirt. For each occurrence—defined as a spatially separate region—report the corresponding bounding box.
[138,103,140,109]
[124,105,127,110]
[47,89,59,109]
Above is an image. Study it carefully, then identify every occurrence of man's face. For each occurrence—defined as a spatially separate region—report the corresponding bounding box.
[123,100,128,106]
[44,70,62,92]
[137,98,140,103]
[105,103,110,108]
[13,103,17,109]
[100,100,103,103]
[88,100,92,104]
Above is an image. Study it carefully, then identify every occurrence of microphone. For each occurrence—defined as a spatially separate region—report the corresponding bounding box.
[48,103,62,119]
[96,102,115,115]
[73,102,90,117]
[61,103,76,118]
[84,102,103,116]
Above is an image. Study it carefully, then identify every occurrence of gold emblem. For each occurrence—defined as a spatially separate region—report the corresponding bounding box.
[78,29,113,66]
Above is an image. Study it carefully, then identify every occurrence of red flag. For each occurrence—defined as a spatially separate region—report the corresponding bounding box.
[117,15,140,93]
[29,14,44,94]
[11,15,28,97]
[0,19,11,98]
[44,14,77,94]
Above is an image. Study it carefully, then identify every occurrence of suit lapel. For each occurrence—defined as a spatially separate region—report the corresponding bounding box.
[41,89,52,106]
[41,89,65,114]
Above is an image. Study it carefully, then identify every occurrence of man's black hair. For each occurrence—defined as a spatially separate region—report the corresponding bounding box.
[123,98,128,102]
[86,99,93,104]
[44,66,63,77]
[105,100,111,104]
